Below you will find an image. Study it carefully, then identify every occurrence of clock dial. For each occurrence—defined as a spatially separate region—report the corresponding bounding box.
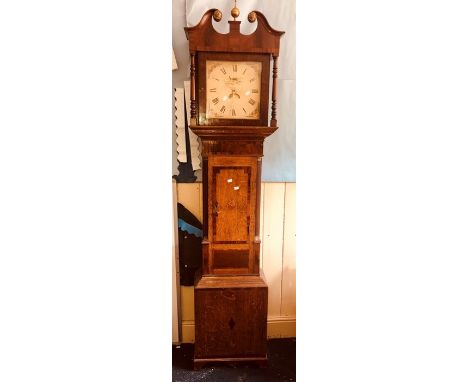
[206,60,262,120]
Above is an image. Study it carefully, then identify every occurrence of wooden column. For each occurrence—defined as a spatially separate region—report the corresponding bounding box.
[190,53,196,121]
[271,55,278,127]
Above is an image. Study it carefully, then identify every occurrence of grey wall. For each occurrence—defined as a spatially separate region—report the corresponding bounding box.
[172,0,295,181]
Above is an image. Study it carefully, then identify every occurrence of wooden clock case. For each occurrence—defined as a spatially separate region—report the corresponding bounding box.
[184,8,284,370]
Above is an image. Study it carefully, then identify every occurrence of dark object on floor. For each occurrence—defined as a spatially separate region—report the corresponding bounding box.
[172,338,296,382]
[177,203,202,286]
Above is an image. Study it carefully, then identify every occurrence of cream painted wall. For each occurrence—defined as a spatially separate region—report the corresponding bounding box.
[172,182,296,343]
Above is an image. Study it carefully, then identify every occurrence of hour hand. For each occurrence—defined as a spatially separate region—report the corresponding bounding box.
[228,89,235,99]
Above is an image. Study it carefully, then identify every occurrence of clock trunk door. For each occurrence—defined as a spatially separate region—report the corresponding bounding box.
[208,156,257,275]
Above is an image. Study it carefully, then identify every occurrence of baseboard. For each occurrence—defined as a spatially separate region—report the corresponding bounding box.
[181,320,195,343]
[266,316,296,338]
[181,316,295,343]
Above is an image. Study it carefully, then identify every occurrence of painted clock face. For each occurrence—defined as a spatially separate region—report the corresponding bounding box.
[206,60,262,120]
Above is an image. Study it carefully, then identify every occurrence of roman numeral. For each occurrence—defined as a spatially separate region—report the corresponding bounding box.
[233,64,237,72]
[220,106,226,113]
[243,107,247,114]
[252,89,259,93]
[220,67,226,75]
[209,88,217,92]
[212,97,219,105]
[248,98,255,105]
[250,78,255,83]
[243,68,247,74]
[231,109,236,116]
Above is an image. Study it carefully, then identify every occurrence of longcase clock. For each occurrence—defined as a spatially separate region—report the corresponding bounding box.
[184,3,284,369]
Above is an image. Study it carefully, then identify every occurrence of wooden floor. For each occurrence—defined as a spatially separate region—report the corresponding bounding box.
[172,338,296,382]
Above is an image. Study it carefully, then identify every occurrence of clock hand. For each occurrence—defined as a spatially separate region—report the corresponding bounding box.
[227,88,241,99]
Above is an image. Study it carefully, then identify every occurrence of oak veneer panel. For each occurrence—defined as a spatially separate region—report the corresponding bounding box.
[262,182,286,317]
[212,167,250,242]
[208,156,257,275]
[281,183,296,317]
[194,279,267,359]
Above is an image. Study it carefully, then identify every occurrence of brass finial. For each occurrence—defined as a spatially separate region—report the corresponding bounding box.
[248,11,257,23]
[213,9,222,22]
[231,0,240,20]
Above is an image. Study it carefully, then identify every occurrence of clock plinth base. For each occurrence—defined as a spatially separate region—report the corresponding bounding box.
[193,356,268,371]
[193,273,268,370]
